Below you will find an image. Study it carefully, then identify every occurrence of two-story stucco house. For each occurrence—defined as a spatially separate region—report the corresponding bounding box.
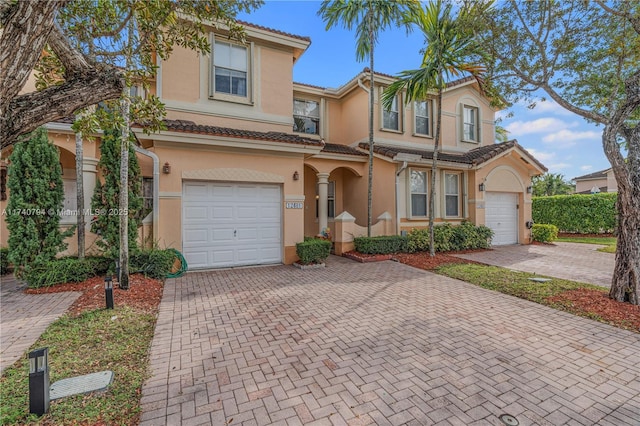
[573,168,617,194]
[0,20,546,269]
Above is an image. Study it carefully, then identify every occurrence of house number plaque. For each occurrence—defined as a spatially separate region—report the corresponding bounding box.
[285,202,303,209]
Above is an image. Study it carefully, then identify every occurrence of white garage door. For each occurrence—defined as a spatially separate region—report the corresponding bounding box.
[485,192,518,245]
[182,181,282,269]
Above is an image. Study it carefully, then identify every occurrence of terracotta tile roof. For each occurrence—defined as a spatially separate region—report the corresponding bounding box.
[162,120,323,146]
[321,143,367,157]
[237,20,311,42]
[361,68,477,89]
[573,168,609,181]
[359,140,547,171]
[294,82,327,90]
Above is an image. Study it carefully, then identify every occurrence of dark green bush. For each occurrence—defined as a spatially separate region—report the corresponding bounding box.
[533,193,616,233]
[25,256,111,288]
[130,249,176,279]
[408,222,493,253]
[531,224,559,243]
[0,247,9,275]
[354,235,408,254]
[296,238,331,264]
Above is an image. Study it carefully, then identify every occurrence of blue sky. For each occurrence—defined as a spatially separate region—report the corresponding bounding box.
[238,1,611,181]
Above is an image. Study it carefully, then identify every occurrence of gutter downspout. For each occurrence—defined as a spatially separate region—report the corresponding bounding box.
[133,144,159,242]
[395,161,408,235]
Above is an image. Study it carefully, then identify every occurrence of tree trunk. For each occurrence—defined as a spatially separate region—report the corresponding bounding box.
[119,94,130,289]
[606,130,640,304]
[367,9,374,237]
[75,115,85,259]
[429,87,443,257]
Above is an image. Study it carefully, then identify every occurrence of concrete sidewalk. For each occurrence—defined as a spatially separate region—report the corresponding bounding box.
[0,276,80,373]
[454,242,615,287]
[140,256,640,425]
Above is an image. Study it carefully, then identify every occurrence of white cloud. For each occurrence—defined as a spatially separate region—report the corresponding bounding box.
[525,148,556,163]
[580,165,593,171]
[542,129,601,145]
[505,117,573,135]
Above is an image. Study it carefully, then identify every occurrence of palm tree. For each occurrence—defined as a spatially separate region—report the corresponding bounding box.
[382,0,489,256]
[532,173,574,196]
[318,0,420,236]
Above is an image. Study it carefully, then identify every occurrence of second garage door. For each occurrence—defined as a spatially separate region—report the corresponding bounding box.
[485,192,518,245]
[182,181,282,269]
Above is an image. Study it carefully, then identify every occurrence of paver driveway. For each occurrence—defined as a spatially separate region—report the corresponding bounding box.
[454,242,614,288]
[140,256,640,426]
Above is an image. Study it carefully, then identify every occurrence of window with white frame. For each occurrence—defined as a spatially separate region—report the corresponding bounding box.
[414,100,431,136]
[213,40,248,98]
[463,105,479,142]
[315,181,335,218]
[293,99,320,135]
[444,172,461,217]
[410,170,428,217]
[382,94,400,131]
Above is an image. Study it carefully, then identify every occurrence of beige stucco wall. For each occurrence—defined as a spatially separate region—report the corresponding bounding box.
[153,142,305,264]
[606,170,618,192]
[575,177,607,193]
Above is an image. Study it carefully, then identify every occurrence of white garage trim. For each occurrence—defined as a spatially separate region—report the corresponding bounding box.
[485,192,518,245]
[182,181,283,269]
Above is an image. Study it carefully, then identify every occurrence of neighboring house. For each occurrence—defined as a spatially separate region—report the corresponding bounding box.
[0,20,546,269]
[573,168,617,194]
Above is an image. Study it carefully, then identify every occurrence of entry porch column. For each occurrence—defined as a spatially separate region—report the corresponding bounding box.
[317,172,330,235]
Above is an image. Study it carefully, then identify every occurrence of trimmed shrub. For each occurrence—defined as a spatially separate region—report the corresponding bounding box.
[451,222,493,250]
[532,193,616,233]
[531,224,559,243]
[0,247,9,275]
[25,256,111,288]
[130,249,176,279]
[353,235,408,254]
[408,222,493,253]
[296,238,331,264]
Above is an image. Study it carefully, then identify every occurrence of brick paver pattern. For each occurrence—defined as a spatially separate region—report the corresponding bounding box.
[140,256,640,426]
[454,242,614,288]
[0,276,80,373]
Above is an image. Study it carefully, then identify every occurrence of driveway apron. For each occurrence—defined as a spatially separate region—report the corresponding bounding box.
[140,256,640,425]
[454,242,614,288]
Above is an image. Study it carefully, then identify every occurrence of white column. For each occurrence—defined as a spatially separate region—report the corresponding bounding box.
[82,157,99,229]
[317,172,330,235]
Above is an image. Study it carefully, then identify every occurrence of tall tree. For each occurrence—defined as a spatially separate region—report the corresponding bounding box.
[6,128,73,278]
[0,0,262,149]
[382,0,489,256]
[318,0,420,236]
[532,173,574,197]
[474,0,640,304]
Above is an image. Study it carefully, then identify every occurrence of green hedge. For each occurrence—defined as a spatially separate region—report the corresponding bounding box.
[407,222,493,253]
[532,193,616,233]
[0,247,9,275]
[25,256,112,288]
[296,238,331,264]
[531,224,559,243]
[354,235,408,254]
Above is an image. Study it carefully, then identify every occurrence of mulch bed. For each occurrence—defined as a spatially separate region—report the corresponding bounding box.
[547,289,640,332]
[393,252,478,270]
[25,274,164,317]
[343,251,393,263]
[558,232,614,238]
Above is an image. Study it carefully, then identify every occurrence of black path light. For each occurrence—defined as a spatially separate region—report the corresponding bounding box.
[105,276,114,309]
[29,347,50,416]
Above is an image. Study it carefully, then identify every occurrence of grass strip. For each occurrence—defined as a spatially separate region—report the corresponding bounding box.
[436,263,604,304]
[0,306,156,425]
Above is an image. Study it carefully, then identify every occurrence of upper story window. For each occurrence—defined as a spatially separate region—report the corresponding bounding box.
[414,100,432,137]
[293,99,320,135]
[212,40,249,99]
[463,105,479,142]
[444,172,461,217]
[129,84,146,99]
[382,94,400,131]
[410,169,428,217]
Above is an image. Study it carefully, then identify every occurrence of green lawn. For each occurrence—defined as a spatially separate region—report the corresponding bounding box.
[0,307,156,425]
[556,236,617,253]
